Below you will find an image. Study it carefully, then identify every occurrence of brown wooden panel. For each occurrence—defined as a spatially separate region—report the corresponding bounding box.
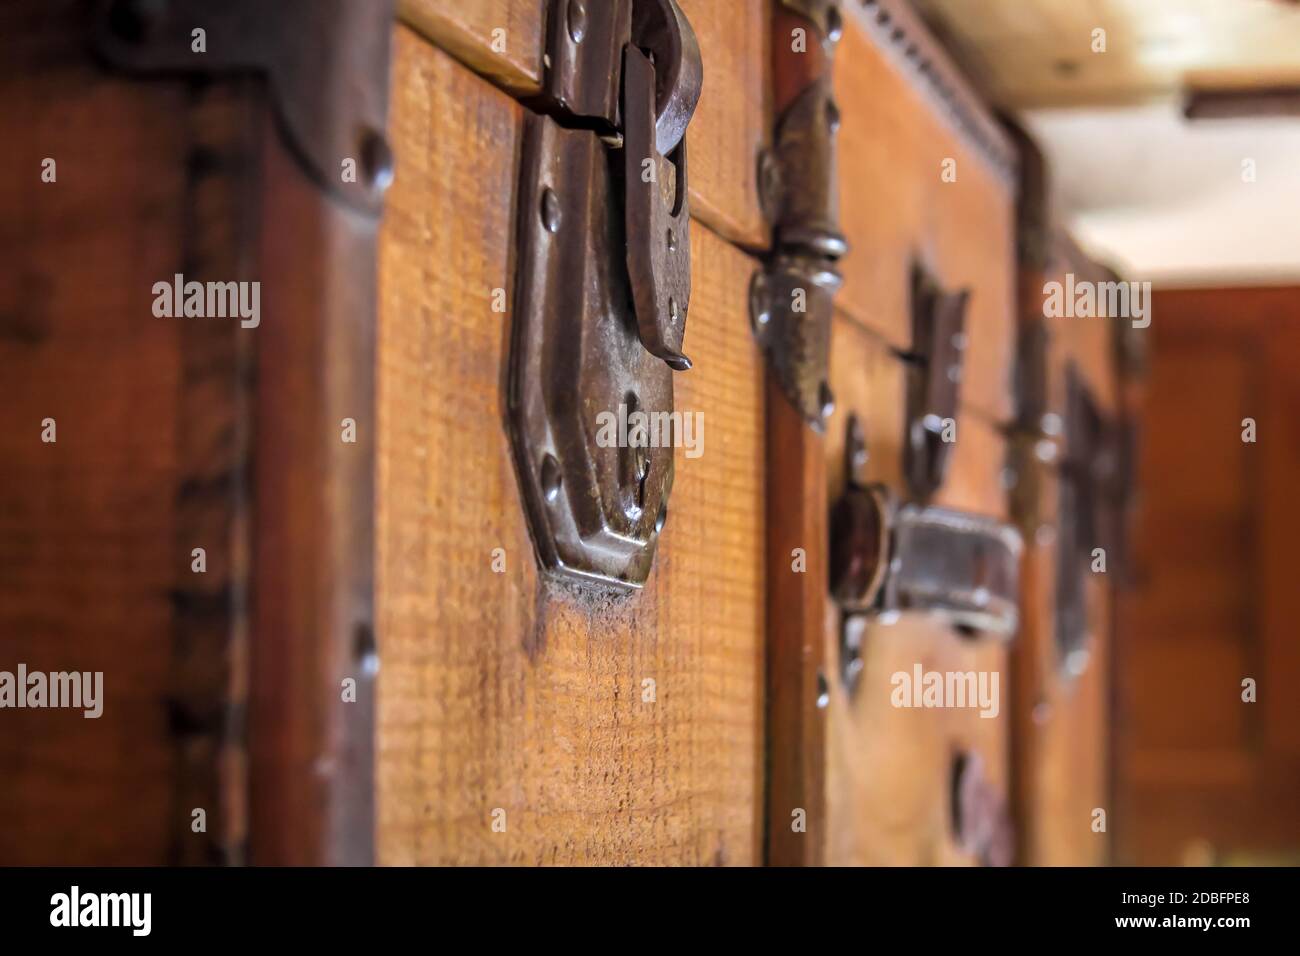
[399,0,544,94]
[822,313,1011,865]
[1041,236,1125,416]
[1009,469,1114,867]
[376,29,765,864]
[834,9,1017,422]
[0,3,256,865]
[764,376,828,867]
[249,112,380,867]
[398,0,769,249]
[1115,287,1300,864]
[676,0,770,248]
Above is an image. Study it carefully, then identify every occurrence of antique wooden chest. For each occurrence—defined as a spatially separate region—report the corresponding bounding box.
[0,0,1129,865]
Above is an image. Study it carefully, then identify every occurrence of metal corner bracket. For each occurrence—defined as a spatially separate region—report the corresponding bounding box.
[93,0,397,215]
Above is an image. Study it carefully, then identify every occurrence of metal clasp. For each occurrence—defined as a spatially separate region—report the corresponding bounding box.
[507,0,703,588]
[829,415,1023,692]
[904,264,971,502]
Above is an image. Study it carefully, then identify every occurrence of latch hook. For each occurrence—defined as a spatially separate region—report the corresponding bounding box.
[623,0,702,370]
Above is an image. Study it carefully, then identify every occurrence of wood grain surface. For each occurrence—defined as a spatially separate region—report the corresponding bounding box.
[821,313,1012,865]
[1115,288,1300,865]
[399,0,544,94]
[398,0,770,249]
[376,28,766,864]
[1008,204,1119,865]
[834,15,1017,422]
[0,1,255,864]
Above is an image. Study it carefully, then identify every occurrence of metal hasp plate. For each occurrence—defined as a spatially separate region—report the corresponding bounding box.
[751,0,849,432]
[1054,364,1127,676]
[508,0,702,588]
[905,265,971,501]
[93,0,396,214]
[829,416,1022,691]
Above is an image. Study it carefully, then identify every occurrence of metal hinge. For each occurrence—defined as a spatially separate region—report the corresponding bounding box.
[507,0,703,589]
[750,0,849,432]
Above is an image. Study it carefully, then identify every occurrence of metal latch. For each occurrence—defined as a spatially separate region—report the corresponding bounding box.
[903,265,971,502]
[508,0,702,588]
[829,415,1022,692]
[1054,364,1127,676]
[1009,344,1129,679]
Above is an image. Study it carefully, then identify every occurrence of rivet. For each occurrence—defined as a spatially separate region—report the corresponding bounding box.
[541,188,561,233]
[668,297,680,326]
[107,0,167,44]
[848,415,869,473]
[816,671,831,709]
[818,381,836,421]
[360,129,395,194]
[749,272,772,331]
[568,0,587,43]
[757,148,782,223]
[353,622,380,678]
[825,6,843,43]
[541,454,562,503]
[667,228,676,252]
[824,97,841,133]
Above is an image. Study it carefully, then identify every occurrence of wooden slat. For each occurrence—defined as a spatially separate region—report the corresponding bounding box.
[376,29,765,864]
[1010,471,1114,866]
[399,0,543,94]
[764,377,828,867]
[398,0,770,249]
[676,0,770,248]
[248,109,379,866]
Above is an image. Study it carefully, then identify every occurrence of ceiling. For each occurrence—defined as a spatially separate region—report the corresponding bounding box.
[913,0,1300,108]
[1025,101,1300,285]
[908,0,1300,285]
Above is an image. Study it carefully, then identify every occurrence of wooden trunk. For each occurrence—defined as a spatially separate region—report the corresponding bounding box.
[0,0,1128,866]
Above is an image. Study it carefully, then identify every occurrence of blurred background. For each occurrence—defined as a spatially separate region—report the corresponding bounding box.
[918,0,1300,865]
